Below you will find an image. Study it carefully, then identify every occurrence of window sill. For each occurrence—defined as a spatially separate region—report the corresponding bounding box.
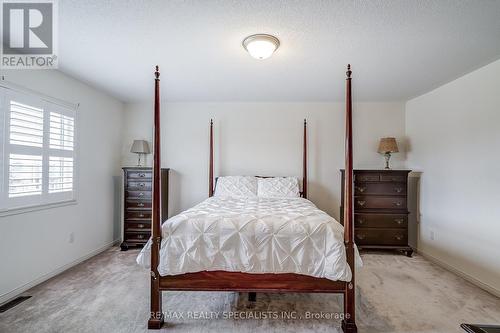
[0,200,77,217]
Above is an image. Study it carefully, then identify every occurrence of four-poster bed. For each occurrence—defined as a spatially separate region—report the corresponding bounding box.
[145,65,357,333]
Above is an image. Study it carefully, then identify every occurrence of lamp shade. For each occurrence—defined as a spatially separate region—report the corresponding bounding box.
[378,137,399,153]
[130,140,150,154]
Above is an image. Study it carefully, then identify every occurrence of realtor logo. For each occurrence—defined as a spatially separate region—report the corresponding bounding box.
[1,0,58,69]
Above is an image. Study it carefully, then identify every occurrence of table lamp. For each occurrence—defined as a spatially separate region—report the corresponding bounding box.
[378,137,399,169]
[130,140,150,166]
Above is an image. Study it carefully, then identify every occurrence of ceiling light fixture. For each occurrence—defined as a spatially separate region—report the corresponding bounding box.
[242,34,280,60]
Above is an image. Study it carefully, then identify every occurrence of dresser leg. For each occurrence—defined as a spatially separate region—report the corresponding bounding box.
[120,242,129,251]
[405,249,413,257]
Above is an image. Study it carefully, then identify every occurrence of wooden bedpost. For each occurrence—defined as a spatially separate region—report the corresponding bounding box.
[148,65,164,329]
[209,119,214,197]
[341,64,357,333]
[302,119,307,199]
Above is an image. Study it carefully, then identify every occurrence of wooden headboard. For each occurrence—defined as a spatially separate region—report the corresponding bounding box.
[208,119,308,199]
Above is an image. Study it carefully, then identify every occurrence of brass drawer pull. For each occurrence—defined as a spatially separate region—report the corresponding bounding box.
[357,219,364,225]
[393,201,402,207]
[138,224,145,228]
[139,173,146,178]
[139,183,145,187]
[137,234,145,239]
[357,200,366,207]
[395,235,403,241]
[356,233,366,240]
[138,213,145,218]
[357,186,367,193]
[137,202,144,207]
[138,192,144,197]
[394,218,404,225]
[394,187,403,193]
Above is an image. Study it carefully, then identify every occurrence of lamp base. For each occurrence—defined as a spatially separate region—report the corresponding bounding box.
[384,152,392,169]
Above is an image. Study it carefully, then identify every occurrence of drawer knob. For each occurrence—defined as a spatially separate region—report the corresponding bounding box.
[395,235,403,241]
[356,233,366,240]
[139,183,145,187]
[394,218,404,225]
[138,234,144,239]
[357,200,366,207]
[393,201,402,207]
[138,192,144,197]
[138,224,145,228]
[139,173,145,178]
[358,219,364,225]
[357,186,367,193]
[137,203,144,207]
[394,187,403,193]
[138,213,144,218]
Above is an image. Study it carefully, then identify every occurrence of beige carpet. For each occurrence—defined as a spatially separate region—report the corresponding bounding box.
[1,247,499,333]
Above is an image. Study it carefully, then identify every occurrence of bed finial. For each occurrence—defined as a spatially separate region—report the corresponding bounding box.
[155,65,160,79]
[346,64,352,78]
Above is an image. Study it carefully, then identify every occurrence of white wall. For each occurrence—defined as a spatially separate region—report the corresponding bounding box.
[406,59,500,295]
[0,70,124,304]
[122,102,406,220]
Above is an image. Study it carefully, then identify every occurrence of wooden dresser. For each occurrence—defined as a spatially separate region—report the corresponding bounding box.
[341,169,412,257]
[120,167,169,251]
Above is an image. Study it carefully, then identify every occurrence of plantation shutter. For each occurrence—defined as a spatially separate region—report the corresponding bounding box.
[0,85,77,211]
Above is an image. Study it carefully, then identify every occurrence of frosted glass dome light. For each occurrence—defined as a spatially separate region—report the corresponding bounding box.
[242,34,280,60]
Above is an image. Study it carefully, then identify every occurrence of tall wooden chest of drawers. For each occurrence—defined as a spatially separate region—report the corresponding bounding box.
[340,169,413,257]
[120,167,169,251]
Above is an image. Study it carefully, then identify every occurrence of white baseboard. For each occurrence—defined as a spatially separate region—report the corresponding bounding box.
[417,249,500,298]
[0,239,120,306]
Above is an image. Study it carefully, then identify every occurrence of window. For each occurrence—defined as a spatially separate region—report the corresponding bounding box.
[0,85,77,212]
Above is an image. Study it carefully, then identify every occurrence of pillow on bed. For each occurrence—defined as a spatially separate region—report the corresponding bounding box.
[257,177,300,198]
[214,176,258,198]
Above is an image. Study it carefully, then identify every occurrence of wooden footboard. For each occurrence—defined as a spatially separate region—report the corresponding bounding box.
[158,271,346,293]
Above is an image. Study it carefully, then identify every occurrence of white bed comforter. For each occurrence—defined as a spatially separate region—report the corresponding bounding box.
[137,197,361,281]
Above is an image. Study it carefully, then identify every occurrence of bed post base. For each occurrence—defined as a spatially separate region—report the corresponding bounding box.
[148,314,164,330]
[341,319,358,333]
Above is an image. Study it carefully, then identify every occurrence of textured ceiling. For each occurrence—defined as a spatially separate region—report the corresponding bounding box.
[58,0,500,102]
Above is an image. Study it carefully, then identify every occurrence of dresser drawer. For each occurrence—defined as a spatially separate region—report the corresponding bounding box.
[125,222,150,232]
[380,174,407,182]
[127,181,152,191]
[355,228,407,246]
[125,231,150,243]
[126,211,151,220]
[126,190,152,199]
[126,200,152,209]
[127,171,152,179]
[355,214,407,229]
[355,183,406,196]
[355,172,380,182]
[355,196,406,210]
